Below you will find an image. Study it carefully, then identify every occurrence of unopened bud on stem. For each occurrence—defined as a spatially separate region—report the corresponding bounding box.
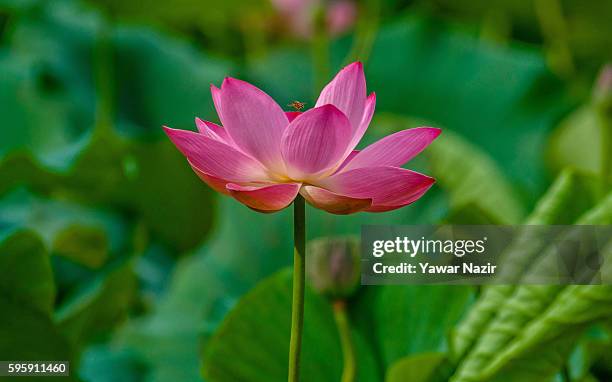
[306,236,360,299]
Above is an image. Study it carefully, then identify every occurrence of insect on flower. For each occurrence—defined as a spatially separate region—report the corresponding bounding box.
[288,101,306,111]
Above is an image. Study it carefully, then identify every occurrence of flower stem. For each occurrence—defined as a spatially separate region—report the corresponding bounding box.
[288,195,306,382]
[333,300,356,382]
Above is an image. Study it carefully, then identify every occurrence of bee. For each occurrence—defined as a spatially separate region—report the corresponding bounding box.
[288,100,306,111]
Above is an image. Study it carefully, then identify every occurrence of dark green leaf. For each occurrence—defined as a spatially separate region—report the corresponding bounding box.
[481,284,612,382]
[116,139,217,252]
[352,285,474,371]
[56,259,137,347]
[0,229,54,315]
[0,230,74,381]
[0,295,75,381]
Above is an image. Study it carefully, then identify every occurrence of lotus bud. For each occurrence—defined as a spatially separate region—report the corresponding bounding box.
[306,236,360,299]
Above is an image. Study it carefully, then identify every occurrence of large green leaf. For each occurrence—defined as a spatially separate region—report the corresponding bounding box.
[0,296,75,381]
[451,169,601,360]
[482,285,612,382]
[352,284,474,373]
[115,139,217,252]
[450,285,514,363]
[451,191,612,382]
[476,218,612,382]
[59,127,216,253]
[203,269,379,382]
[451,285,564,382]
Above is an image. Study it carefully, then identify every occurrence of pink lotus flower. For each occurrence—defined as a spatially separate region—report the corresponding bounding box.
[164,62,440,214]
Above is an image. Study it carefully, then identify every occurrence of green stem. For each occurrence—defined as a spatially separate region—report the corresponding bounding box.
[333,300,356,382]
[288,195,306,382]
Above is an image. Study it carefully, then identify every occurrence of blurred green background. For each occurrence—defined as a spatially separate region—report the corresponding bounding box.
[0,0,611,381]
